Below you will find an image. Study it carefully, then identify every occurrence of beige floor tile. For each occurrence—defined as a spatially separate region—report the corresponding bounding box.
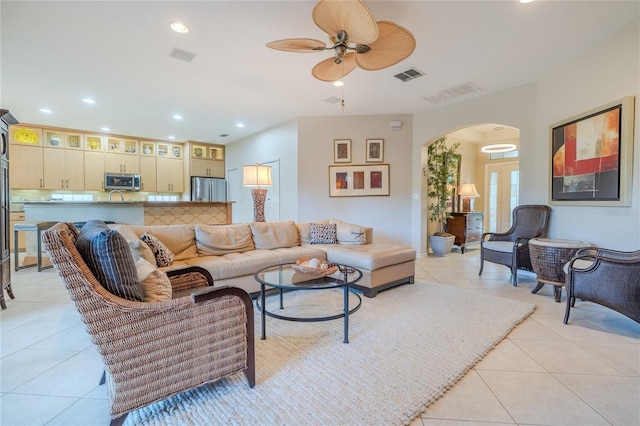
[477,370,609,425]
[423,370,515,424]
[555,373,640,426]
[0,348,77,392]
[512,339,626,375]
[13,348,103,397]
[474,339,546,372]
[0,393,79,425]
[573,340,640,376]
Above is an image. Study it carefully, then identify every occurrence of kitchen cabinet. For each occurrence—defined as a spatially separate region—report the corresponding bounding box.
[139,156,157,192]
[157,157,183,193]
[9,145,43,189]
[189,143,224,178]
[43,148,84,189]
[446,212,483,254]
[84,151,105,190]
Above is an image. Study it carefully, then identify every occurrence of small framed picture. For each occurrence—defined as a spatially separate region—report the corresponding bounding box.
[366,139,384,163]
[334,139,351,163]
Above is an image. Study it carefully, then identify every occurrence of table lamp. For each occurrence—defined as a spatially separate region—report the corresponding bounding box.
[243,164,272,222]
[458,183,480,212]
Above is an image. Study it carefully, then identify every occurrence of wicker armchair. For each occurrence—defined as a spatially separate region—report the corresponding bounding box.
[564,247,640,324]
[478,204,551,285]
[41,222,255,426]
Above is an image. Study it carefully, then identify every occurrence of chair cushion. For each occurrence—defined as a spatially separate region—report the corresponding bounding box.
[310,223,337,244]
[141,233,175,267]
[75,220,144,302]
[482,241,515,253]
[135,258,172,302]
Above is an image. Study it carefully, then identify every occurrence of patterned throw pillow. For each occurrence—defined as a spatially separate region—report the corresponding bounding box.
[309,223,337,245]
[75,220,144,302]
[140,233,175,267]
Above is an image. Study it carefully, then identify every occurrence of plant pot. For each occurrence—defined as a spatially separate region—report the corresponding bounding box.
[429,234,455,257]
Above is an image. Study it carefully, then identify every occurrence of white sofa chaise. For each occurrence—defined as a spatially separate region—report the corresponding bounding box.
[112,219,416,298]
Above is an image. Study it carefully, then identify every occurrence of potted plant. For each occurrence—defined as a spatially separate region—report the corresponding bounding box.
[427,136,460,256]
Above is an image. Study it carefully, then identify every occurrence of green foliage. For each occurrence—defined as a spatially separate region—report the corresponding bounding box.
[427,137,460,234]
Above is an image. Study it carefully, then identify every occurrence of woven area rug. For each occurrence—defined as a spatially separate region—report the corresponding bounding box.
[131,281,534,426]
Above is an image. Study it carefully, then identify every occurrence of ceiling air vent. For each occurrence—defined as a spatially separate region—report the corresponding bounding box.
[324,96,342,104]
[394,67,424,82]
[169,48,196,62]
[421,81,481,103]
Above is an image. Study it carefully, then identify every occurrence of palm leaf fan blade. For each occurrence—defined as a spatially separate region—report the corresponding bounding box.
[312,52,357,82]
[355,21,416,70]
[266,38,326,52]
[312,0,378,44]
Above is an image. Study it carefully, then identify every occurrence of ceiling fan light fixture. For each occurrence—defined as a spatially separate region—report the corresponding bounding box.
[481,143,517,153]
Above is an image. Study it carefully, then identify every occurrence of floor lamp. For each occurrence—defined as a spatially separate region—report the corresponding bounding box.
[243,164,272,222]
[458,183,480,212]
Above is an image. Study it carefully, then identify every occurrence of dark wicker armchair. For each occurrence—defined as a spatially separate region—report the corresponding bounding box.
[565,247,640,324]
[41,222,255,426]
[478,204,551,285]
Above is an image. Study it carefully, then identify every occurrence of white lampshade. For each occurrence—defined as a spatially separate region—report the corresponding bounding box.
[458,183,480,197]
[242,164,272,187]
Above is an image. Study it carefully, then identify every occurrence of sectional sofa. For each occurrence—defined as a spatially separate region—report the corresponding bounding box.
[112,219,416,298]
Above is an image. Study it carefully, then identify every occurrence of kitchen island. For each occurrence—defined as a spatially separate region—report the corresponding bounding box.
[21,201,233,225]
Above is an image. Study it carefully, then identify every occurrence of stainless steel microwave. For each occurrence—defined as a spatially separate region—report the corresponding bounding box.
[104,173,141,191]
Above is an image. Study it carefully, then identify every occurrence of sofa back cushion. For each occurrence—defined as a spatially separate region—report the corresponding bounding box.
[195,224,255,256]
[329,219,366,245]
[75,220,144,302]
[250,221,299,249]
[120,225,197,261]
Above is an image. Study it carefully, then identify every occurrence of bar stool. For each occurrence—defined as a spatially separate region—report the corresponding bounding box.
[14,221,57,272]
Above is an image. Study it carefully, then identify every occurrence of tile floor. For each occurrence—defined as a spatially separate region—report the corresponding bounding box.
[1,249,639,425]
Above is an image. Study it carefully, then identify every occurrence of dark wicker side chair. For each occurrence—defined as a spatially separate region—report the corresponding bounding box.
[41,222,255,426]
[478,204,551,286]
[565,247,640,324]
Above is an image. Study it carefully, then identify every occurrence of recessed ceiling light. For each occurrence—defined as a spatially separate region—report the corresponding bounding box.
[236,123,245,128]
[168,135,176,140]
[481,143,516,153]
[171,22,189,33]
[101,127,111,132]
[333,81,344,87]
[82,98,96,104]
[39,108,52,114]
[172,114,183,120]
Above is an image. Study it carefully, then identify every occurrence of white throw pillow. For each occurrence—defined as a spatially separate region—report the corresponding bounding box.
[135,258,172,302]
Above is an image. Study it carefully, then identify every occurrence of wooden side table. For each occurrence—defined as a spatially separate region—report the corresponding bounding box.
[446,212,483,254]
[529,238,593,302]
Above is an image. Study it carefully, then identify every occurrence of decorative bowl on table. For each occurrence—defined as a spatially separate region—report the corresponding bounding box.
[291,258,338,276]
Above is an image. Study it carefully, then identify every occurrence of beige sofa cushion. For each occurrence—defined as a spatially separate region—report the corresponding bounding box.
[250,221,299,250]
[329,219,366,245]
[195,224,255,256]
[119,225,197,261]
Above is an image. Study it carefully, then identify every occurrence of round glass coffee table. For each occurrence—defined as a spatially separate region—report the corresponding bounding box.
[254,263,362,343]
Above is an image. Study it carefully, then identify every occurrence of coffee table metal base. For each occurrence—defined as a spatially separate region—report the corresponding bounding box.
[256,285,362,343]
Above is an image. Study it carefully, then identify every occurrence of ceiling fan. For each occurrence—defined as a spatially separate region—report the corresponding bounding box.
[266,0,416,82]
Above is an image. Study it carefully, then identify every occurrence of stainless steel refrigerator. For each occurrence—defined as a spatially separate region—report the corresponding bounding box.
[191,177,227,202]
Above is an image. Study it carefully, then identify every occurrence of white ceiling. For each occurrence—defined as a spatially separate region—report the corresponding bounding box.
[1,1,638,145]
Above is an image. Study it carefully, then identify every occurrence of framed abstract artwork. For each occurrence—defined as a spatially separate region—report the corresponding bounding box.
[329,164,390,197]
[549,96,634,206]
[366,139,384,162]
[334,139,351,163]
